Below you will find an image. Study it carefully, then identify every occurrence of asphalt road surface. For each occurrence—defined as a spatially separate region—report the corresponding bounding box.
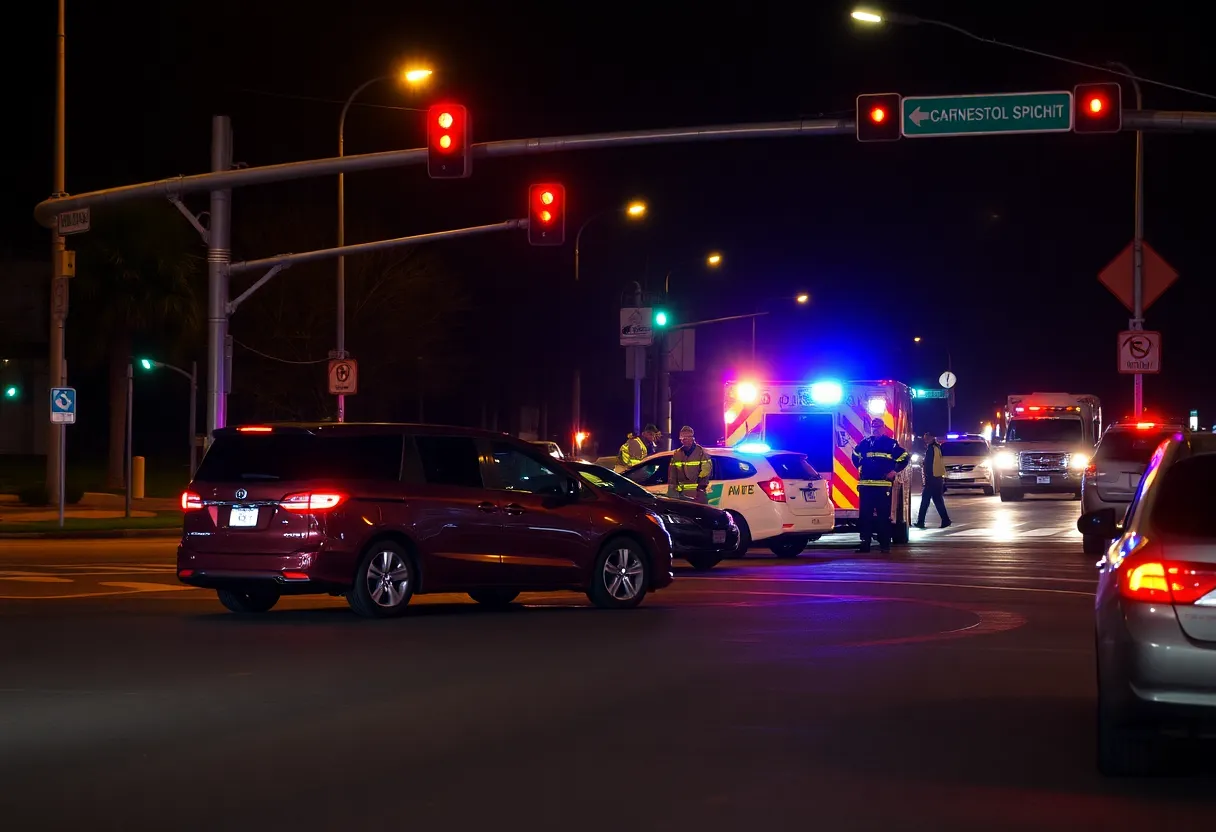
[1,492,1212,831]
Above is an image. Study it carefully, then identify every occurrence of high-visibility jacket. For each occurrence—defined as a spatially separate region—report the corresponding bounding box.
[851,435,910,488]
[923,442,946,479]
[669,444,712,495]
[619,435,650,468]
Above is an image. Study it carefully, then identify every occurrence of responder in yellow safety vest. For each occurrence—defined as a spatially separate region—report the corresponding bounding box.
[618,425,658,471]
[669,425,712,503]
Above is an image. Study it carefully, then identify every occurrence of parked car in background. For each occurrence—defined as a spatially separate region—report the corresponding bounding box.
[529,440,565,459]
[567,461,739,570]
[178,423,674,617]
[624,445,834,557]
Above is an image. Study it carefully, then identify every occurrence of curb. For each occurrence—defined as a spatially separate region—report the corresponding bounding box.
[0,529,181,541]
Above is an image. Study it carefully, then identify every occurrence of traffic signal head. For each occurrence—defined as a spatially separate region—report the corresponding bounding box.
[528,183,566,246]
[427,103,472,179]
[139,358,155,371]
[1073,83,1122,134]
[856,93,902,142]
[654,310,669,328]
[3,385,18,400]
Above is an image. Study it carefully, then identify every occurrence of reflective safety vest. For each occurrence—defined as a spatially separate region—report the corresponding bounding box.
[925,442,946,479]
[851,435,911,488]
[669,444,712,494]
[620,435,649,468]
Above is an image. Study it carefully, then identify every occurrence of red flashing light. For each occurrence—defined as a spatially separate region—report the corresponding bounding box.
[528,183,566,246]
[761,477,786,502]
[281,571,311,581]
[181,490,203,511]
[238,426,273,433]
[855,92,901,142]
[1073,82,1122,134]
[178,569,195,578]
[1135,422,1157,429]
[279,492,347,512]
[427,103,472,178]
[1028,406,1042,411]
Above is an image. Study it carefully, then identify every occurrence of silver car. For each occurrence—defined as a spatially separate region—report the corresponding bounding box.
[939,435,996,496]
[1080,422,1184,555]
[1081,431,1216,776]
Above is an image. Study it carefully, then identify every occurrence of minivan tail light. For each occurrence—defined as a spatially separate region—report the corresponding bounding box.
[279,492,347,512]
[1084,462,1097,478]
[760,477,786,502]
[181,490,203,511]
[1119,554,1216,605]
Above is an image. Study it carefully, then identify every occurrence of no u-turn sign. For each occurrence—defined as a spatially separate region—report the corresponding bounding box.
[1118,331,1160,374]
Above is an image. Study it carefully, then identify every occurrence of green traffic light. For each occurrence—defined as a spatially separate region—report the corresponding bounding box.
[139,358,154,371]
[654,311,669,327]
[3,386,17,399]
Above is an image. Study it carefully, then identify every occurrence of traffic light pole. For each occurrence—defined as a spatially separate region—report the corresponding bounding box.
[1113,63,1146,419]
[47,0,67,506]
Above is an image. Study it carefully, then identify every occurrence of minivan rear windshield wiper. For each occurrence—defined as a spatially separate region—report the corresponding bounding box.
[237,473,281,480]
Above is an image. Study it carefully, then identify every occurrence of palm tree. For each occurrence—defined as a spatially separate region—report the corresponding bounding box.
[72,201,203,488]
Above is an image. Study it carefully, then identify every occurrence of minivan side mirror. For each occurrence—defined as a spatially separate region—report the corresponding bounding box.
[1077,507,1119,539]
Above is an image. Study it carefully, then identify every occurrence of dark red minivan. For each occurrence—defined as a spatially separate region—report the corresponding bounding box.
[177,423,674,617]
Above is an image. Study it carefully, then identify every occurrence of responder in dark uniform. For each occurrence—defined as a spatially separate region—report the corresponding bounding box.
[851,416,911,553]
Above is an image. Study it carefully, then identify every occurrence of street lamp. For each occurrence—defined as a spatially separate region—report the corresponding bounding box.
[336,65,433,423]
[571,200,648,456]
[707,253,722,266]
[796,293,810,304]
[138,357,199,475]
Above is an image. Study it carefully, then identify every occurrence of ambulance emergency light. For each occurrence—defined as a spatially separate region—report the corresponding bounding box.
[867,397,887,415]
[809,380,843,405]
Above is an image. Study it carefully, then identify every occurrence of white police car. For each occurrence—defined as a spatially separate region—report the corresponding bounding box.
[624,443,834,557]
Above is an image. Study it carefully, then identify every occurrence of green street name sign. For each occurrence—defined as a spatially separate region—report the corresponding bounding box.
[911,388,949,400]
[901,91,1073,138]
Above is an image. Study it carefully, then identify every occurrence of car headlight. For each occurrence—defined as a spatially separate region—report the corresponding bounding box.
[994,451,1017,470]
[1069,453,1090,471]
[911,453,921,464]
[977,459,990,469]
[663,513,695,526]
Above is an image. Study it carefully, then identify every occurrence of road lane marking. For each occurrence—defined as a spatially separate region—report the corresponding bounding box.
[681,574,1093,597]
[97,582,199,592]
[0,576,72,583]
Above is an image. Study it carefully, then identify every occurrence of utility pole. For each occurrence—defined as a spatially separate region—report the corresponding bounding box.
[206,116,232,441]
[46,0,67,501]
[632,281,643,435]
[1112,62,1146,419]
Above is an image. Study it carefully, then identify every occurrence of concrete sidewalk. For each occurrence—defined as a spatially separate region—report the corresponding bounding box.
[0,492,179,522]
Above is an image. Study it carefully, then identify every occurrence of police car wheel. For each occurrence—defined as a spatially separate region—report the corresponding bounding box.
[768,537,808,558]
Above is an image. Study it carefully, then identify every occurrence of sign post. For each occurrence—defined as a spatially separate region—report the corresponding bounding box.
[901,91,1073,138]
[50,386,76,528]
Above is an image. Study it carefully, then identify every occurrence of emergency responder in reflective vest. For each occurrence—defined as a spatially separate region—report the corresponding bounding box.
[618,424,658,471]
[914,432,951,529]
[669,425,712,503]
[851,415,910,553]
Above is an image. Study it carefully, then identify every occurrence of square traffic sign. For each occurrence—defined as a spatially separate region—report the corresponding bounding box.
[51,386,77,424]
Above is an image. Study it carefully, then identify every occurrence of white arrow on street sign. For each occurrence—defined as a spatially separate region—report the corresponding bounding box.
[908,107,930,127]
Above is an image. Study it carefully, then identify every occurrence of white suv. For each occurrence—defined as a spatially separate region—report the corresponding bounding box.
[624,445,835,557]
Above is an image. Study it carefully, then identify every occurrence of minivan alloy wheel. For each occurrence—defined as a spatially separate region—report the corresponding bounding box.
[603,546,644,601]
[367,549,411,607]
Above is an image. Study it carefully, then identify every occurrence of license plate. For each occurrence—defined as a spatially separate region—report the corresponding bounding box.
[803,491,816,502]
[229,506,259,528]
[1036,476,1051,485]
[712,530,726,544]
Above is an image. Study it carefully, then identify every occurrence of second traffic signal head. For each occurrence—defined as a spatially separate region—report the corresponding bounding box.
[528,184,566,246]
[654,309,669,328]
[427,103,472,178]
[856,93,901,142]
[1073,83,1122,134]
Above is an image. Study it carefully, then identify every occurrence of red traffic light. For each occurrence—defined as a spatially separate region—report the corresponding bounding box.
[856,93,901,142]
[1072,83,1121,134]
[427,103,472,178]
[528,183,565,246]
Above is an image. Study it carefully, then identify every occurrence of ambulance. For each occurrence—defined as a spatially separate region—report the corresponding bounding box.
[723,379,916,542]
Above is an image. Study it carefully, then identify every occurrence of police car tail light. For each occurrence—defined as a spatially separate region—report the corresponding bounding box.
[181,490,204,512]
[760,477,786,502]
[1120,555,1216,606]
[279,492,347,512]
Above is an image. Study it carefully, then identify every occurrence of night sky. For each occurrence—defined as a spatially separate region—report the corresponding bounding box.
[7,1,1215,456]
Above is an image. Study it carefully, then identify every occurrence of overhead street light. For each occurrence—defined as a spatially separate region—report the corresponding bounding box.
[626,201,647,217]
[336,64,436,423]
[707,253,722,266]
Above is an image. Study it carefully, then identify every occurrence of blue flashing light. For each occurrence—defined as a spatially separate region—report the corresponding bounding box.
[809,380,843,405]
[946,433,960,439]
[735,443,771,454]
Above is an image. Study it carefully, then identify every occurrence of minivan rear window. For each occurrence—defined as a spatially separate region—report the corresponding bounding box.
[766,453,820,480]
[195,434,404,482]
[1152,454,1216,539]
[1096,430,1174,465]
